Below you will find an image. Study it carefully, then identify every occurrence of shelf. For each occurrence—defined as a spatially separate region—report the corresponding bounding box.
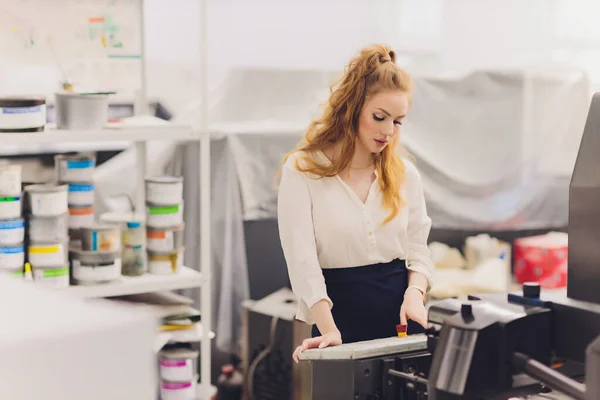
[0,125,196,146]
[68,266,204,299]
[155,323,216,352]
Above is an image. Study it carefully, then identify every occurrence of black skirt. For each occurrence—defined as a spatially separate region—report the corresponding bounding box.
[311,258,423,343]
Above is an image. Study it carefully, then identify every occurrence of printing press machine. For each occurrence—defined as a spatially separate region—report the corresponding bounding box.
[297,94,600,400]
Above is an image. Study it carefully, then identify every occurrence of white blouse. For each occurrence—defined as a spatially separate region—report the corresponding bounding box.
[277,150,435,324]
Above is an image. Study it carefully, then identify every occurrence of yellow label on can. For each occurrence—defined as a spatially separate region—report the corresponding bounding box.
[29,246,60,254]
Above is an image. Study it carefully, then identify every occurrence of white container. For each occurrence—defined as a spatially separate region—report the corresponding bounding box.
[32,265,69,289]
[158,348,199,382]
[28,240,69,267]
[25,184,68,216]
[0,266,24,279]
[67,183,94,206]
[0,218,25,245]
[68,205,94,228]
[0,244,24,269]
[146,202,184,228]
[28,213,69,242]
[148,248,184,275]
[55,154,96,183]
[81,224,121,252]
[160,380,196,400]
[147,225,184,252]
[0,164,22,195]
[55,92,109,130]
[71,249,121,285]
[0,195,21,219]
[0,97,46,132]
[145,176,184,206]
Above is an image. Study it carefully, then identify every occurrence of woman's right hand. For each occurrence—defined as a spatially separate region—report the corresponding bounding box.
[292,330,342,363]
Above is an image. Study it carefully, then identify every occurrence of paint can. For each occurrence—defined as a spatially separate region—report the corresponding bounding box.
[0,97,46,132]
[148,248,184,275]
[0,218,25,245]
[145,176,184,205]
[28,213,69,242]
[0,164,22,195]
[160,380,196,400]
[122,244,147,277]
[25,184,68,216]
[147,224,184,252]
[0,195,22,219]
[32,264,69,289]
[68,205,94,229]
[146,202,184,228]
[0,266,24,279]
[158,347,199,382]
[55,92,109,130]
[0,244,24,269]
[54,154,96,183]
[67,183,94,206]
[81,224,121,252]
[28,239,69,267]
[71,249,121,285]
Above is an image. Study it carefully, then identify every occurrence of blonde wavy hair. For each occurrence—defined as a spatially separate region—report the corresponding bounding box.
[282,44,413,225]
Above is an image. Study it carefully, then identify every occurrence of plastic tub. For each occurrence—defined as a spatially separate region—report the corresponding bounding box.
[0,195,21,219]
[0,218,25,245]
[67,183,94,206]
[55,154,96,183]
[148,248,184,275]
[147,224,184,252]
[81,224,121,252]
[32,264,69,289]
[55,92,110,130]
[0,164,22,195]
[145,176,184,205]
[160,380,196,400]
[28,213,69,242]
[0,244,24,269]
[146,202,184,228]
[25,184,68,216]
[68,205,94,229]
[0,97,46,132]
[71,249,121,285]
[28,239,69,267]
[158,347,199,382]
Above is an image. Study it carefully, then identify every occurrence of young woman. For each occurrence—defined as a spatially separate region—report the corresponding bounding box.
[277,44,435,362]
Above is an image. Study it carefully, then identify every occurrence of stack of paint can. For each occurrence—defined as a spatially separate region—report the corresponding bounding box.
[54,153,96,243]
[145,177,185,275]
[24,183,70,289]
[0,165,25,278]
[70,224,122,285]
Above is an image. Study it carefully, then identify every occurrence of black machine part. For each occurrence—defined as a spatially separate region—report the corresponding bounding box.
[425,296,553,399]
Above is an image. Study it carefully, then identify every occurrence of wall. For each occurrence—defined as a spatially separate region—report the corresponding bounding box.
[143,0,396,114]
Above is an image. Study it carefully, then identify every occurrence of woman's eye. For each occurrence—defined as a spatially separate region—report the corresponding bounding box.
[373,114,384,121]
[394,121,403,126]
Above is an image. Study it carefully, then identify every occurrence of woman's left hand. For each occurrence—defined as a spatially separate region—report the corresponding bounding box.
[400,288,427,327]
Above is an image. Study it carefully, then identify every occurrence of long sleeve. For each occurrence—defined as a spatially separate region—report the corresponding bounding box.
[277,162,332,324]
[406,166,435,290]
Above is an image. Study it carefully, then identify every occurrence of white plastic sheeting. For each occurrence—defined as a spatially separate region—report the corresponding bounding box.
[93,67,591,354]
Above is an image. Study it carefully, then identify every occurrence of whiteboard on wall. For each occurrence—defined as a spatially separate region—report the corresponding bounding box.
[0,0,142,104]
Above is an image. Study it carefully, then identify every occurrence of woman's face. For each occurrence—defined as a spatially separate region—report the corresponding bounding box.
[356,89,409,154]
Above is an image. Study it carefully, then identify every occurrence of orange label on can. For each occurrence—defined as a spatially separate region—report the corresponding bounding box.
[147,231,166,239]
[69,207,93,216]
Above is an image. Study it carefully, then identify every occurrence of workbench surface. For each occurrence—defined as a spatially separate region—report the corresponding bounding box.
[298,334,428,361]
